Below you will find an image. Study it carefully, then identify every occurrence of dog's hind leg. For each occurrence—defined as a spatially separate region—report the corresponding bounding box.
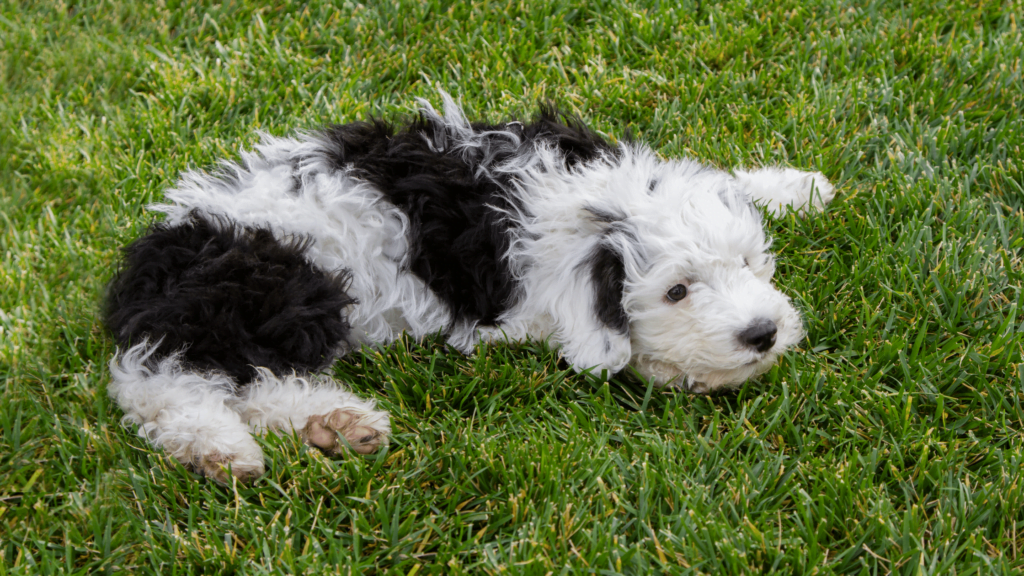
[732,167,835,217]
[109,342,266,482]
[105,213,372,480]
[237,372,390,456]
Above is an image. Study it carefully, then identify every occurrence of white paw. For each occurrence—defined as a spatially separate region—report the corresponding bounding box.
[141,406,268,484]
[565,330,632,376]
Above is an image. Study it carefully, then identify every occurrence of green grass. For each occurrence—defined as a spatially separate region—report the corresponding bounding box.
[2,0,1022,573]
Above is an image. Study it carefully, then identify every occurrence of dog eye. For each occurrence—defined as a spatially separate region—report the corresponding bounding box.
[666,284,687,302]
[743,257,750,267]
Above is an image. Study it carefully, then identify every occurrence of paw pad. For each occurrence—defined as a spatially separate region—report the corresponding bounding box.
[304,409,386,455]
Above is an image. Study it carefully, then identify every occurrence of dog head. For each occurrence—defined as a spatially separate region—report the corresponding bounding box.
[626,159,804,392]
[565,149,805,392]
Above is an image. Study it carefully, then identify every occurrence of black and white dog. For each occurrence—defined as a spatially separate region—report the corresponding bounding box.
[106,93,834,482]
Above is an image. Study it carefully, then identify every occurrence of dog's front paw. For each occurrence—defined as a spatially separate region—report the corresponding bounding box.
[564,330,632,376]
[303,408,390,455]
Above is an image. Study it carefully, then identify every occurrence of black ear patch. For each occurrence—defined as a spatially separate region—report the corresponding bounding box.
[589,242,628,334]
[581,207,635,335]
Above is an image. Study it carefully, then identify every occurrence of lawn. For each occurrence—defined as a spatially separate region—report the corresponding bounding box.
[1,0,1022,573]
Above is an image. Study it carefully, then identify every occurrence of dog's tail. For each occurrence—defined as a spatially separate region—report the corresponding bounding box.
[105,210,357,389]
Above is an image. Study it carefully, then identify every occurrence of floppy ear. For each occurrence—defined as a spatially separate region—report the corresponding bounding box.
[550,208,640,375]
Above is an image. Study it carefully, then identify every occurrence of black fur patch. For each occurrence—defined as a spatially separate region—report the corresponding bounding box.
[589,242,629,334]
[105,213,355,384]
[315,105,617,327]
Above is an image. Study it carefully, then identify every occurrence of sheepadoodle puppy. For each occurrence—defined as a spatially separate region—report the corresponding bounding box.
[106,93,834,482]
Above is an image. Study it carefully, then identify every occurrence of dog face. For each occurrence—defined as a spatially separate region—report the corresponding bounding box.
[507,146,806,393]
[619,161,805,392]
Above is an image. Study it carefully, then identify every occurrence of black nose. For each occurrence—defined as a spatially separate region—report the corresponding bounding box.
[739,318,777,353]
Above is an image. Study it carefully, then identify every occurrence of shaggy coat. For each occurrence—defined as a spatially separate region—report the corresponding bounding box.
[106,94,834,481]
